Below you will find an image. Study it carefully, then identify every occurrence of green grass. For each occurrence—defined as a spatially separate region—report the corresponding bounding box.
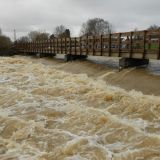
[131,43,158,50]
[145,43,159,50]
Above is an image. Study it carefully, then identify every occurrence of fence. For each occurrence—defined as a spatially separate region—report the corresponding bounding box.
[15,30,160,60]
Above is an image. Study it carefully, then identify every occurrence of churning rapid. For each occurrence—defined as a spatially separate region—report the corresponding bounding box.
[0,57,160,160]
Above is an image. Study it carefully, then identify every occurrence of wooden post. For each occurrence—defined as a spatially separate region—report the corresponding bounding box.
[30,42,33,53]
[118,33,121,57]
[37,41,38,53]
[26,43,27,53]
[57,38,59,54]
[45,40,46,53]
[31,42,32,53]
[38,41,40,53]
[42,41,43,53]
[36,41,37,53]
[43,41,44,53]
[39,41,41,53]
[43,41,45,53]
[80,37,82,55]
[28,42,29,53]
[129,32,133,58]
[158,33,160,59]
[46,40,48,54]
[143,30,147,59]
[44,40,46,53]
[35,42,37,53]
[38,41,39,53]
[69,37,71,55]
[65,37,67,54]
[38,42,39,53]
[39,41,40,53]
[30,42,32,53]
[55,38,57,53]
[92,36,95,55]
[31,42,33,53]
[47,40,49,53]
[27,43,28,53]
[34,41,35,53]
[50,39,52,54]
[53,38,55,54]
[86,35,88,55]
[61,38,63,54]
[33,42,34,53]
[24,43,26,53]
[35,41,37,53]
[148,35,151,50]
[25,43,26,53]
[39,42,40,53]
[36,41,38,53]
[46,40,50,53]
[108,34,111,56]
[43,40,46,53]
[75,37,77,55]
[46,40,48,53]
[100,35,103,56]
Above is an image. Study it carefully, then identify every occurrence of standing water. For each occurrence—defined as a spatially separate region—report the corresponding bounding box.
[0,57,160,160]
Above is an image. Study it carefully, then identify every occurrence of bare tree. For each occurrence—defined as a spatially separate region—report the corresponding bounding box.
[50,34,55,39]
[54,25,66,37]
[54,25,70,38]
[28,31,40,41]
[35,32,49,41]
[0,35,12,51]
[28,31,49,42]
[17,36,29,43]
[80,18,113,36]
[148,24,160,31]
[62,29,70,38]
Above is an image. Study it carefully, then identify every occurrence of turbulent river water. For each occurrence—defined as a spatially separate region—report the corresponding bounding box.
[0,57,160,160]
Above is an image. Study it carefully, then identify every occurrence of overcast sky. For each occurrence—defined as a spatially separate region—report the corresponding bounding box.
[0,0,160,40]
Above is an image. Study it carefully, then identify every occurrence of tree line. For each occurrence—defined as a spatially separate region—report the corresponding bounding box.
[17,18,113,43]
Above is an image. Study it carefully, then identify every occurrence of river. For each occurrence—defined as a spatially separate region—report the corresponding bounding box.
[0,56,160,160]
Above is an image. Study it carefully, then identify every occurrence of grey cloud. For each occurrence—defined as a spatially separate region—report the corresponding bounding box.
[0,0,160,40]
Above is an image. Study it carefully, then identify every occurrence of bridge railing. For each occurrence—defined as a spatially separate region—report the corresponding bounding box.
[15,30,160,59]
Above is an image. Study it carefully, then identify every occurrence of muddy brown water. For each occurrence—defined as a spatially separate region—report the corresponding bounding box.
[0,56,160,160]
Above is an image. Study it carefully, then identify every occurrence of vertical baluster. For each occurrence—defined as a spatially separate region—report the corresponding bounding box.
[100,35,103,56]
[130,32,133,58]
[108,34,111,56]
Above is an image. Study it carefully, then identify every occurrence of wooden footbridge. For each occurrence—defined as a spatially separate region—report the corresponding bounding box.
[15,30,160,68]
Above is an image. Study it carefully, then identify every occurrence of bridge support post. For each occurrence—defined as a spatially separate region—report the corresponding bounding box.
[36,53,56,58]
[119,58,149,70]
[65,54,88,62]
